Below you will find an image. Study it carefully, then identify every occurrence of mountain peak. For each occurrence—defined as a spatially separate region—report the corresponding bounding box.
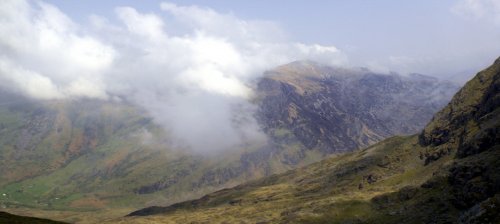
[266,61,367,83]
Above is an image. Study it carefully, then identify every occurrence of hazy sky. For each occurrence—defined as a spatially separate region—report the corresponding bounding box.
[1,0,499,152]
[46,0,500,78]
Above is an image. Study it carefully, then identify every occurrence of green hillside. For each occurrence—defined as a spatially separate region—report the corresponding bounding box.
[0,98,269,223]
[0,93,331,223]
[114,57,500,223]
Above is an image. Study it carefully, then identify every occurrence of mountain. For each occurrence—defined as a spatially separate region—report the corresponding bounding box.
[257,61,457,154]
[116,57,500,223]
[0,62,457,223]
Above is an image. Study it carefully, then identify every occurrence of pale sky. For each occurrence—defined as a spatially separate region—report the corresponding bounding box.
[46,0,500,79]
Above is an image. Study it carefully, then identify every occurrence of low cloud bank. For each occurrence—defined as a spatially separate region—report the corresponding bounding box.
[0,0,346,152]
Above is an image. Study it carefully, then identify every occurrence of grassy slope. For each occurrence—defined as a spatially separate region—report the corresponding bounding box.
[0,100,180,222]
[0,100,217,222]
[109,58,500,223]
[109,136,440,223]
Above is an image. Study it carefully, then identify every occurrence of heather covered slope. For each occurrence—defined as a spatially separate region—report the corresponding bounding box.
[116,58,500,224]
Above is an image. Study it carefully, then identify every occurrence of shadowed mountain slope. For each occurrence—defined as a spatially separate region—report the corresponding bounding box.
[0,211,66,224]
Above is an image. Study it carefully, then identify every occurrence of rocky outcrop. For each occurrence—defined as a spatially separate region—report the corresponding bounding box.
[419,56,500,167]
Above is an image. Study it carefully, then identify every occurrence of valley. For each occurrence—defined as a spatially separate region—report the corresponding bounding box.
[0,62,457,223]
[1,1,498,223]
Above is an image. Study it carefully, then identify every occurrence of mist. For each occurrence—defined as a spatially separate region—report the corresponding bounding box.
[0,0,346,152]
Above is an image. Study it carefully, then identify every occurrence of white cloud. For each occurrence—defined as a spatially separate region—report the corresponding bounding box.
[115,7,167,42]
[296,43,346,65]
[0,0,346,152]
[0,0,114,100]
[64,78,107,99]
[159,2,287,42]
[0,58,63,100]
[452,0,500,24]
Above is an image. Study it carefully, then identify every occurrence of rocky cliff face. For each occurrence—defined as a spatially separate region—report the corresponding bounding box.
[257,61,458,154]
[420,57,500,154]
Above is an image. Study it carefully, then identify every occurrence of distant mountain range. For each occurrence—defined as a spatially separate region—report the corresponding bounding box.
[0,61,458,223]
[115,57,500,223]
